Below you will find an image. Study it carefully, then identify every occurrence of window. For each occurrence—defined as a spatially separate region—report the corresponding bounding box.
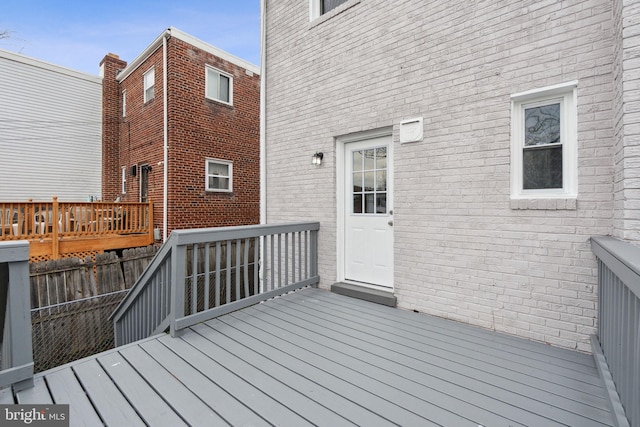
[205,159,232,192]
[121,166,127,194]
[205,66,232,104]
[510,82,577,200]
[143,67,155,103]
[322,0,348,14]
[122,90,127,117]
[352,146,387,214]
[310,0,357,20]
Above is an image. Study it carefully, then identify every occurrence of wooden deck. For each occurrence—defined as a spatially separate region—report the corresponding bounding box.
[3,287,613,426]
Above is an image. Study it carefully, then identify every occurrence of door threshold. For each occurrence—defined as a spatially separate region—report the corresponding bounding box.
[331,282,396,307]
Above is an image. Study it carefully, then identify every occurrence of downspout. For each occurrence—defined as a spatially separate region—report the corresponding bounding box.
[162,34,169,241]
[260,0,267,225]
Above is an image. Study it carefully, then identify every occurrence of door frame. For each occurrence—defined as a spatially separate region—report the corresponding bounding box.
[336,126,393,288]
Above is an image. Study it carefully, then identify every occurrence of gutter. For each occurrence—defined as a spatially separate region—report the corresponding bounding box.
[260,0,267,225]
[163,35,169,241]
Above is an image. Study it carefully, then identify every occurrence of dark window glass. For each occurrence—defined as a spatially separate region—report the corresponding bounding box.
[353,194,362,214]
[523,146,563,189]
[322,0,348,14]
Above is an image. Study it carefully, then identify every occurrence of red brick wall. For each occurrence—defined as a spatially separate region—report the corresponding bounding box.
[101,53,127,202]
[103,37,260,238]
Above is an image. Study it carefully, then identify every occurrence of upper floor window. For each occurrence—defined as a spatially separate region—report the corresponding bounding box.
[122,90,127,117]
[310,0,354,20]
[322,0,348,14]
[205,158,232,192]
[143,67,155,103]
[510,82,578,200]
[205,66,232,105]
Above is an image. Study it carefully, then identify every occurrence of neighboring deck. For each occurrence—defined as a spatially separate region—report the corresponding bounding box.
[4,287,613,427]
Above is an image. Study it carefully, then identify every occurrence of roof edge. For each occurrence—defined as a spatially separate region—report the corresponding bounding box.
[0,48,102,84]
[116,27,259,82]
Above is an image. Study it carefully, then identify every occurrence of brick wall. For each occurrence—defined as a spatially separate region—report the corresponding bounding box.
[103,35,260,236]
[613,0,640,241]
[101,53,127,202]
[264,0,616,351]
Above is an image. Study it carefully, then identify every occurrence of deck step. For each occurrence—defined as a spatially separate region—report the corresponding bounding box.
[331,282,396,307]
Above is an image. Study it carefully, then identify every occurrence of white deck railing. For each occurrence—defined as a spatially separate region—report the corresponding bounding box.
[0,241,34,391]
[112,222,320,346]
[591,236,638,427]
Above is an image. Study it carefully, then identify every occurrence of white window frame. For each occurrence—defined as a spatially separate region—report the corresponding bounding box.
[121,166,127,194]
[143,67,155,103]
[309,0,356,21]
[205,66,233,105]
[510,81,578,200]
[122,90,127,117]
[205,158,233,193]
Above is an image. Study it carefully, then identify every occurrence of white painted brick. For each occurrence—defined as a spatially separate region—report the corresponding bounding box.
[264,0,625,352]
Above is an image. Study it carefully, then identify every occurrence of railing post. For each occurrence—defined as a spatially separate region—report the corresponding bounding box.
[0,241,34,391]
[310,228,318,286]
[51,196,59,259]
[148,201,154,242]
[170,243,186,337]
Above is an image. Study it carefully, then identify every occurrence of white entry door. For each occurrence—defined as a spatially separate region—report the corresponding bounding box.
[344,135,394,288]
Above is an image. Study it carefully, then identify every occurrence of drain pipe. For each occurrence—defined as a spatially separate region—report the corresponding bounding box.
[162,33,169,241]
[260,0,267,225]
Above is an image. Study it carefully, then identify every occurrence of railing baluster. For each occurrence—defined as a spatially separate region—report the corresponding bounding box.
[226,240,231,305]
[243,238,250,298]
[215,242,221,308]
[191,244,198,315]
[235,239,241,301]
[204,244,210,311]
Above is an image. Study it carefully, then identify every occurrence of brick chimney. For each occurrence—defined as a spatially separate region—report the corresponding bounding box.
[100,53,127,202]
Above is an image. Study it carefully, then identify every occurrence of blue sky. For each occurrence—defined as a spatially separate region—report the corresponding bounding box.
[0,0,260,75]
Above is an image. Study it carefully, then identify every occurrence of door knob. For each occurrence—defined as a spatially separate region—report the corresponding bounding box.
[388,220,393,226]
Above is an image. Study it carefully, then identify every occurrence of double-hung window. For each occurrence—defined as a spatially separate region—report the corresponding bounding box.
[143,67,155,103]
[310,0,355,21]
[205,159,232,192]
[205,66,232,105]
[122,90,127,117]
[510,82,577,200]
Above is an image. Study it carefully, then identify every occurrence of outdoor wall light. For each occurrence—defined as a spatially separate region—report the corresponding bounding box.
[312,152,324,166]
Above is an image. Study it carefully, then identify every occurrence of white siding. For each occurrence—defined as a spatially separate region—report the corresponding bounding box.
[264,0,616,352]
[0,49,102,201]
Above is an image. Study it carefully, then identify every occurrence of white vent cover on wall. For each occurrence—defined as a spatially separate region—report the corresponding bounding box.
[399,117,423,143]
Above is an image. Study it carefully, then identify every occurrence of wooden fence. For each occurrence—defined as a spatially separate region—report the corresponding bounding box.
[29,245,159,372]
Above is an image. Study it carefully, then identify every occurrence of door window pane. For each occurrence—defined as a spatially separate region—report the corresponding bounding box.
[376,147,387,168]
[364,171,375,192]
[363,149,375,170]
[364,193,375,214]
[353,151,363,171]
[353,194,362,214]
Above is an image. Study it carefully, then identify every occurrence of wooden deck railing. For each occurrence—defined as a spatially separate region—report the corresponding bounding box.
[0,241,34,391]
[0,198,154,260]
[591,236,638,427]
[111,222,320,346]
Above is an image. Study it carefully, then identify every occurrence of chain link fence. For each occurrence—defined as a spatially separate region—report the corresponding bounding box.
[31,290,128,373]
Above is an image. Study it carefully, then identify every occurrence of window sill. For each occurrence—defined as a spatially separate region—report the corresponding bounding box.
[309,0,361,29]
[510,198,577,210]
[205,98,233,109]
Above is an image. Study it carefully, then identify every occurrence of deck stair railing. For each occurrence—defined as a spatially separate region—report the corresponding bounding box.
[112,222,320,346]
[0,241,34,391]
[591,236,639,427]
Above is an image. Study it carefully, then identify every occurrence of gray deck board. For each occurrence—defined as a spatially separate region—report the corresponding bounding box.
[0,387,14,404]
[10,287,615,427]
[15,377,52,404]
[118,345,227,426]
[138,339,268,427]
[72,359,145,427]
[45,368,104,427]
[274,291,612,423]
[97,352,187,427]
